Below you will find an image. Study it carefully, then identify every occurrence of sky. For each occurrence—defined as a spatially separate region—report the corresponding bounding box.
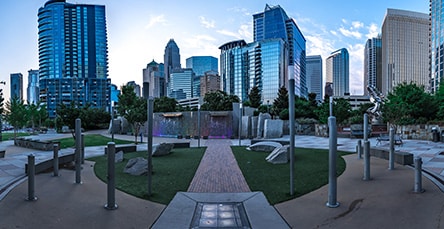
[0,0,429,101]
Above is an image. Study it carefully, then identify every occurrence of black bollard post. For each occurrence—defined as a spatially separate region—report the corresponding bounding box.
[75,118,82,184]
[363,140,371,181]
[357,139,362,159]
[414,157,425,193]
[326,116,339,208]
[53,144,59,177]
[26,154,37,201]
[81,134,85,164]
[104,142,118,210]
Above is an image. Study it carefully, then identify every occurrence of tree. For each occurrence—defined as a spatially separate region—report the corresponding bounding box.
[315,98,351,125]
[248,86,262,108]
[201,90,240,111]
[435,80,444,120]
[26,102,39,130]
[382,82,437,126]
[117,85,147,144]
[271,87,288,117]
[4,97,27,139]
[154,96,177,112]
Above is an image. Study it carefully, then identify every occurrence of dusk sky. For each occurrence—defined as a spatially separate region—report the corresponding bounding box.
[0,0,429,100]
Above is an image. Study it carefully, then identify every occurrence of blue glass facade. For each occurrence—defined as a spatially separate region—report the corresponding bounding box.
[38,0,110,118]
[306,55,323,101]
[168,68,195,100]
[27,70,40,104]
[164,39,181,96]
[186,56,218,76]
[253,4,306,98]
[10,73,23,100]
[431,0,443,93]
[326,48,349,96]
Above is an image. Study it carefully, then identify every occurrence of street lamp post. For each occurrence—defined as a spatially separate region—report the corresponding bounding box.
[0,81,6,142]
[111,101,114,142]
[267,100,270,114]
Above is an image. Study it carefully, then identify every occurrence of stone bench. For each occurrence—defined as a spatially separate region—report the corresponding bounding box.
[370,147,413,165]
[104,144,137,154]
[25,151,75,174]
[14,138,59,151]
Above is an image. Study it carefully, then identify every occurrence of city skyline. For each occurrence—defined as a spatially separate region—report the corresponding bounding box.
[0,0,428,100]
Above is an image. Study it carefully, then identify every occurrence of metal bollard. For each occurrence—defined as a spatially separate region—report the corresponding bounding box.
[26,154,37,201]
[326,116,339,208]
[389,128,395,170]
[81,134,85,164]
[356,140,362,159]
[53,144,59,177]
[104,142,118,210]
[75,118,82,184]
[414,157,425,193]
[363,140,371,181]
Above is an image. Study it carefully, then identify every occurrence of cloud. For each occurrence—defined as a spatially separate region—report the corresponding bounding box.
[352,21,364,29]
[199,16,215,28]
[238,23,252,40]
[339,27,362,39]
[217,29,242,39]
[347,43,365,94]
[182,34,220,58]
[145,15,166,29]
[366,23,379,39]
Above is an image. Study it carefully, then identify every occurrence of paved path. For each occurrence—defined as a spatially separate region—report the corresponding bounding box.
[187,139,250,192]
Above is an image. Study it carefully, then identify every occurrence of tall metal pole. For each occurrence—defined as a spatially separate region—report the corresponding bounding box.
[329,96,333,116]
[26,154,37,201]
[75,118,81,184]
[197,104,201,148]
[147,97,154,196]
[389,127,395,170]
[111,102,114,142]
[238,103,242,146]
[363,113,369,141]
[327,116,339,207]
[289,77,295,196]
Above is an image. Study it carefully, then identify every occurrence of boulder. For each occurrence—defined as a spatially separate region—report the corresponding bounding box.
[266,145,290,164]
[115,151,124,163]
[247,141,282,153]
[123,157,148,176]
[264,119,283,138]
[152,143,174,156]
[257,113,272,138]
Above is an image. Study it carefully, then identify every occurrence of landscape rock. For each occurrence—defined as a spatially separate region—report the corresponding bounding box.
[264,119,283,139]
[115,151,124,163]
[266,145,290,164]
[247,141,282,153]
[152,143,174,156]
[123,157,148,176]
[257,113,271,138]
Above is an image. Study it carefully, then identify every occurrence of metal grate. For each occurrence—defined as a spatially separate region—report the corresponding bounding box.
[191,202,251,228]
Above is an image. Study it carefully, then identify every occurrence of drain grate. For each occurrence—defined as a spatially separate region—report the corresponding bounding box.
[191,202,251,228]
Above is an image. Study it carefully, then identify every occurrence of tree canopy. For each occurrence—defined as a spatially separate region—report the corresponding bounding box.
[117,85,147,143]
[201,90,240,111]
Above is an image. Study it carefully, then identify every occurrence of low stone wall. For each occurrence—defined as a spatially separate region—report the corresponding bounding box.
[14,138,59,151]
[396,124,444,140]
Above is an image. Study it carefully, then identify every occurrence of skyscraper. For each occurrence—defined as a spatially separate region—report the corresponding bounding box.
[430,0,444,93]
[306,55,323,101]
[27,69,39,104]
[10,73,23,100]
[253,4,307,98]
[200,70,221,97]
[127,81,141,97]
[164,39,181,96]
[38,0,110,118]
[168,68,195,100]
[186,56,218,76]
[326,48,349,97]
[142,60,165,98]
[364,37,382,95]
[381,9,429,95]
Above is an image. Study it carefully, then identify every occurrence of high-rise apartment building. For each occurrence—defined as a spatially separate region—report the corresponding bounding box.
[38,0,110,118]
[219,4,303,103]
[200,70,220,97]
[168,68,195,100]
[364,37,382,96]
[142,60,165,98]
[306,55,323,101]
[253,4,307,98]
[10,73,23,100]
[381,9,429,95]
[326,48,349,97]
[431,0,444,93]
[164,39,181,95]
[27,69,39,104]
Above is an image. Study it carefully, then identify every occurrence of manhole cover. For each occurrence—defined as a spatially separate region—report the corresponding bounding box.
[191,202,250,228]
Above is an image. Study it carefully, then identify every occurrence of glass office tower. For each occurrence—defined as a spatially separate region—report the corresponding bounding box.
[364,37,382,96]
[38,0,110,118]
[326,48,349,97]
[306,55,323,101]
[431,0,444,93]
[27,70,40,104]
[253,4,306,98]
[168,68,195,100]
[10,73,23,100]
[164,39,181,96]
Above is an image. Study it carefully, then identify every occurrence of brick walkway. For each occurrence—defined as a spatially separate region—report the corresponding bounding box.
[187,139,251,192]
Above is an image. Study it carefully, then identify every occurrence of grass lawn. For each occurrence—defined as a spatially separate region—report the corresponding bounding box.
[56,134,133,149]
[232,146,349,205]
[89,147,206,204]
[2,132,30,140]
